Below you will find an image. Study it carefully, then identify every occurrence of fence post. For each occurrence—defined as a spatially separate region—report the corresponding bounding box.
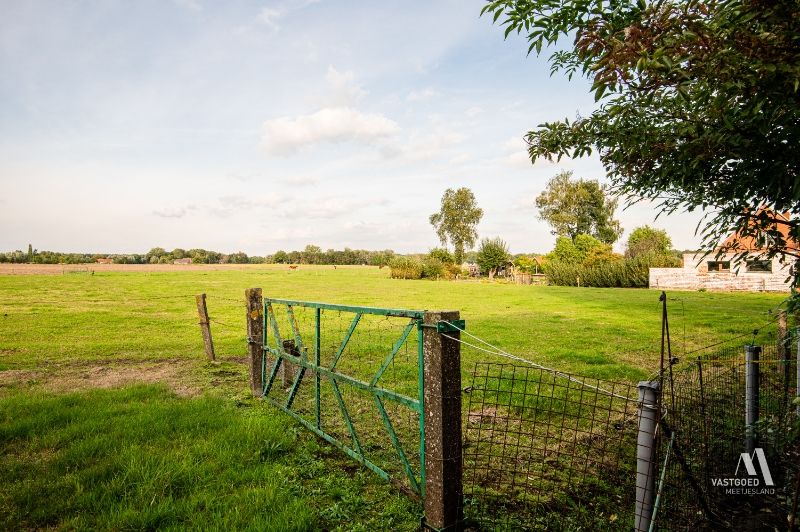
[422,310,463,531]
[635,380,660,532]
[282,339,297,388]
[797,326,800,418]
[245,288,264,397]
[195,293,215,361]
[745,344,761,454]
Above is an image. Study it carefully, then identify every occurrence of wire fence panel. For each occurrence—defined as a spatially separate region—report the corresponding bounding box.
[654,344,800,530]
[261,299,426,496]
[462,361,639,531]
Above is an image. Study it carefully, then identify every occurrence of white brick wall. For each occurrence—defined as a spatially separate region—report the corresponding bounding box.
[649,253,792,292]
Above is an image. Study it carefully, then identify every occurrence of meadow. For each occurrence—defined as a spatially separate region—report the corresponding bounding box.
[0,265,787,530]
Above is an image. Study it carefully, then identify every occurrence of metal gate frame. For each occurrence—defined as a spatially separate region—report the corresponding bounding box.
[261,298,427,495]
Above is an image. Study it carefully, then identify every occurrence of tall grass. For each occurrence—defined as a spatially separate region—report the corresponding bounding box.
[0,385,314,531]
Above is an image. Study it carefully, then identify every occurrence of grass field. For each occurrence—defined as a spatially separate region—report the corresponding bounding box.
[0,265,789,530]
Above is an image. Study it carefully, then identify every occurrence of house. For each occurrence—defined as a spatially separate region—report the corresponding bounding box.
[173,258,193,265]
[95,258,113,264]
[649,212,797,292]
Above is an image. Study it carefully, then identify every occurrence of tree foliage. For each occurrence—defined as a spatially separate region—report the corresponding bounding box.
[429,188,484,265]
[483,0,800,286]
[476,237,511,278]
[535,171,622,243]
[626,225,673,259]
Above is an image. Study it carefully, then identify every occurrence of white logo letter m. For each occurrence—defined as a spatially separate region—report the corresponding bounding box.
[735,448,774,486]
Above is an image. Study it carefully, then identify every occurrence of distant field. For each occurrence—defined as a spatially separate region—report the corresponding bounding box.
[0,265,789,530]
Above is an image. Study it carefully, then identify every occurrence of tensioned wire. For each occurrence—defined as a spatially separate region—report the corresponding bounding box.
[439,320,634,402]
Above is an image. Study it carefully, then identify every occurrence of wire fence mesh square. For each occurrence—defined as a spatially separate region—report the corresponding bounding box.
[462,362,639,530]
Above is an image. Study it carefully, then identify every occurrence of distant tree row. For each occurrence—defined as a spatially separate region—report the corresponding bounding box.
[269,246,395,267]
[0,244,396,266]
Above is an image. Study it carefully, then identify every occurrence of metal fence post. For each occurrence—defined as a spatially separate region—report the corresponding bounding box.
[797,326,800,418]
[745,344,761,454]
[635,380,661,532]
[245,288,264,397]
[422,310,463,531]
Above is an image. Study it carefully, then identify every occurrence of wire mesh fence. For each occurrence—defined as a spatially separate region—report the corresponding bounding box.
[653,343,800,530]
[462,361,641,530]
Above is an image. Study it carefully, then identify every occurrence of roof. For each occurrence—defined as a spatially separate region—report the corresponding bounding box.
[718,210,798,252]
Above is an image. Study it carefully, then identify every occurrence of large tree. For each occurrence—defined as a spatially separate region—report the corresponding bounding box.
[536,170,622,243]
[483,0,800,290]
[429,188,484,264]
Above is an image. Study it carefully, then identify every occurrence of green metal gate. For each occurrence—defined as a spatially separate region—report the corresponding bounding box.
[261,298,426,495]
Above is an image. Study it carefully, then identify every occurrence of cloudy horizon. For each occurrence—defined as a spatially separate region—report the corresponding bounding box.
[0,0,709,256]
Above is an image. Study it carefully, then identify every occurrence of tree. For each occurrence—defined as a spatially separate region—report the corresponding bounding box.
[476,237,510,278]
[536,171,622,244]
[272,250,288,264]
[428,247,455,265]
[429,188,484,265]
[483,0,800,290]
[626,226,672,259]
[548,234,609,264]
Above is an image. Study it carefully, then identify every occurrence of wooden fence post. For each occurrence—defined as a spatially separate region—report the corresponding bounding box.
[282,339,297,388]
[195,293,215,361]
[245,288,264,397]
[422,310,463,531]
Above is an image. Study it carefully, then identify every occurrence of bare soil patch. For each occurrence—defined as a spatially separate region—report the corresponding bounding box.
[0,359,201,397]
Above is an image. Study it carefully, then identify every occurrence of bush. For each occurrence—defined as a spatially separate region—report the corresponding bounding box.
[421,258,446,279]
[388,257,423,279]
[544,253,678,288]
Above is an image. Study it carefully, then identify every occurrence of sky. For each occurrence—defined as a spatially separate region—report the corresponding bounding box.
[0,0,708,256]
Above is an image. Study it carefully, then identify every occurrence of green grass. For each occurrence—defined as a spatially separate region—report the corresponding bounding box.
[0,265,790,529]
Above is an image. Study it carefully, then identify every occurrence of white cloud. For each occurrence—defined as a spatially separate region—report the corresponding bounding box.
[262,107,399,155]
[280,175,319,186]
[153,205,197,218]
[407,88,436,102]
[257,7,282,29]
[465,106,483,118]
[173,0,202,11]
[325,66,367,106]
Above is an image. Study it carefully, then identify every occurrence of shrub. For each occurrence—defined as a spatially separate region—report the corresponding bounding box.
[421,258,446,279]
[388,257,423,279]
[544,253,678,288]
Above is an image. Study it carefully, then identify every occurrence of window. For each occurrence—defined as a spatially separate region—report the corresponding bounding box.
[707,261,731,272]
[746,260,772,273]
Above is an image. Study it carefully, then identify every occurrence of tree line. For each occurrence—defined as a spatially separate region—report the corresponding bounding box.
[0,244,398,266]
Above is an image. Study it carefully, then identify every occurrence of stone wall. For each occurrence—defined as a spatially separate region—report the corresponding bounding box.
[649,253,792,292]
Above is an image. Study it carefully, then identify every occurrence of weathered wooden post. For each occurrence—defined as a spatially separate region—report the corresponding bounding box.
[195,293,215,361]
[422,310,463,531]
[635,380,660,532]
[245,288,264,397]
[745,344,761,454]
[282,339,298,388]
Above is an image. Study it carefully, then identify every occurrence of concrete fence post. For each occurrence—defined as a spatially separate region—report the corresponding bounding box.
[245,288,264,397]
[422,310,463,531]
[745,344,761,454]
[195,293,215,361]
[635,380,661,532]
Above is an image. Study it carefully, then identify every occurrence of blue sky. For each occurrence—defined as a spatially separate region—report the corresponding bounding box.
[0,0,706,255]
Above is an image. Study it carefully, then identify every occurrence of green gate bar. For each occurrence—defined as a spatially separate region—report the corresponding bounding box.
[261,298,427,496]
